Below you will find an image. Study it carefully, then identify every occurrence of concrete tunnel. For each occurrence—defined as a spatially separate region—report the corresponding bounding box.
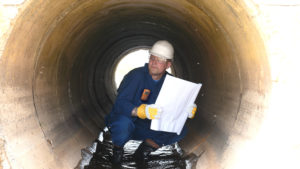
[0,0,275,168]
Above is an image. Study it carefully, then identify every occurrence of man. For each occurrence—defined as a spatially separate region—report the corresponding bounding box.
[105,40,197,165]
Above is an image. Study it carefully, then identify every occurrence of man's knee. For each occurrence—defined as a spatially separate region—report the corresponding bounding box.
[107,114,135,146]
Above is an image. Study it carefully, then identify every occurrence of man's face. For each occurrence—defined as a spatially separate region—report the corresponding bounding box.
[148,55,171,78]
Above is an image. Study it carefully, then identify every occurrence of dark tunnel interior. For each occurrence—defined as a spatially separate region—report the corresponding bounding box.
[0,0,271,168]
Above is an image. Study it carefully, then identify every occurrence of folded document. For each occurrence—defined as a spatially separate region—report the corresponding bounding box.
[151,75,202,135]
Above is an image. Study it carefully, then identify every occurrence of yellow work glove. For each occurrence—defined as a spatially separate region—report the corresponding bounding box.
[137,104,162,120]
[187,103,197,119]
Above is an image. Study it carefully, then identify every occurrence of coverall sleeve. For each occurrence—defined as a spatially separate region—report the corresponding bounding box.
[113,70,142,117]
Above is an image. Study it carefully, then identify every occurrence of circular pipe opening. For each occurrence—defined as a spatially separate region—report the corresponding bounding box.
[0,0,271,168]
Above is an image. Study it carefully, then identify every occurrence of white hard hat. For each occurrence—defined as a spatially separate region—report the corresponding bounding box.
[149,40,174,60]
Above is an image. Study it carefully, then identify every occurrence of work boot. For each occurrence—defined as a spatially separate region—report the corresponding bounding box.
[112,146,124,165]
[133,139,159,165]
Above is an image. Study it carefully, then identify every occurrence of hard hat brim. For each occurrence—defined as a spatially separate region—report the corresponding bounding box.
[149,51,172,60]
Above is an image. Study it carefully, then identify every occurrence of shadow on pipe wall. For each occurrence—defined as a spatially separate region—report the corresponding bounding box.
[0,0,271,168]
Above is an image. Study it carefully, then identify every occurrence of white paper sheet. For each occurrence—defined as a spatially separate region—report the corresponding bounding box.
[151,75,202,135]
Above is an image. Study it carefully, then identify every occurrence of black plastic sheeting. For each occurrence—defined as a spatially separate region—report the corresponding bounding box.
[76,128,200,169]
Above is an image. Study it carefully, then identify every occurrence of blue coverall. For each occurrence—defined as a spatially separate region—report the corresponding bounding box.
[105,63,187,147]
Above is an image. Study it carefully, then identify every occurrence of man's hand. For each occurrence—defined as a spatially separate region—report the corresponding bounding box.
[137,104,162,120]
[187,103,197,119]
